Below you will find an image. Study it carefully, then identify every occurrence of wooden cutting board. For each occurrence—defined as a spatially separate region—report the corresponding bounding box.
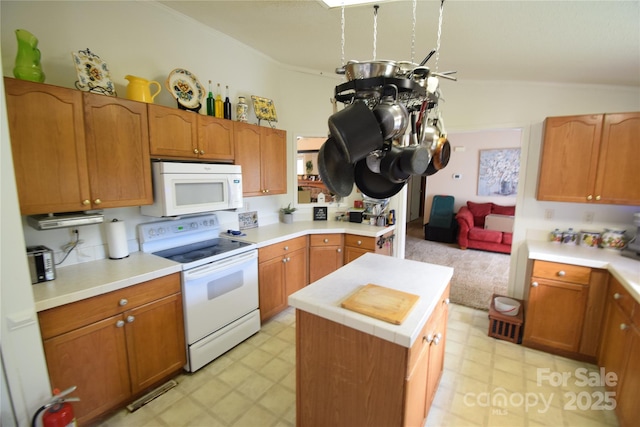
[341,284,420,325]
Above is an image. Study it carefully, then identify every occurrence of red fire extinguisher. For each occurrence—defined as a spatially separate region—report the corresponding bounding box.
[31,386,80,427]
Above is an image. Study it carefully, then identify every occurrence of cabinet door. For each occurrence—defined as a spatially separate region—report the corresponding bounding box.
[234,122,263,196]
[125,293,186,394]
[617,328,640,427]
[426,309,447,408]
[598,301,630,394]
[4,78,91,214]
[258,256,287,322]
[43,315,131,426]
[523,279,588,352]
[404,343,429,427]
[309,245,344,283]
[594,113,640,205]
[537,115,603,203]
[148,104,198,158]
[284,247,308,296]
[344,246,370,264]
[197,115,234,161]
[260,128,287,195]
[83,94,152,209]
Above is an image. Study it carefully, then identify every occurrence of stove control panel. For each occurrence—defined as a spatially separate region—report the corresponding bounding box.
[138,214,220,244]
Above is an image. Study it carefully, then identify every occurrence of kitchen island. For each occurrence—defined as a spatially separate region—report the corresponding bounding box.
[288,253,453,427]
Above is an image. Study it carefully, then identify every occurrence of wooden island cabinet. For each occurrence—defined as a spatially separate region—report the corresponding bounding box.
[290,254,452,427]
[37,273,185,426]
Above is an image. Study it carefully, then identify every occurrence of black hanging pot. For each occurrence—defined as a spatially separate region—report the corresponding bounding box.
[354,157,406,199]
[328,101,384,164]
[317,136,355,197]
[380,145,410,184]
[372,84,409,141]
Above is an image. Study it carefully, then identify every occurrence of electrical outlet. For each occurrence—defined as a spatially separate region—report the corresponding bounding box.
[544,209,554,220]
[584,211,594,223]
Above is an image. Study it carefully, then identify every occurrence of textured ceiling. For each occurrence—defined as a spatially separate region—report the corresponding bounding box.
[160,0,640,87]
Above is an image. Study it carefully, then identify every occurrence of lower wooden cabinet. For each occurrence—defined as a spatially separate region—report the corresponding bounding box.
[523,260,607,361]
[258,236,308,322]
[309,234,344,282]
[38,274,185,425]
[296,284,450,427]
[598,276,639,427]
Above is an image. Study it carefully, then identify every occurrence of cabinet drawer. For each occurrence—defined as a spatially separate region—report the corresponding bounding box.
[38,273,181,339]
[310,234,343,247]
[344,234,375,251]
[609,276,635,318]
[406,285,450,374]
[259,236,308,262]
[532,260,591,284]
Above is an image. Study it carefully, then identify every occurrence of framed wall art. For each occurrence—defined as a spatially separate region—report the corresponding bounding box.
[477,148,521,196]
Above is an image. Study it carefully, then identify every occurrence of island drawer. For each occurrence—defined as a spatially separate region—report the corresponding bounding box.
[38,273,181,339]
[532,260,591,284]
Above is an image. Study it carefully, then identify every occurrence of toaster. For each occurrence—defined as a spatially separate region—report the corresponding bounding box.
[26,245,55,284]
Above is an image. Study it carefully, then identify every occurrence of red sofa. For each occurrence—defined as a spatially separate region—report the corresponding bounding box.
[455,202,514,254]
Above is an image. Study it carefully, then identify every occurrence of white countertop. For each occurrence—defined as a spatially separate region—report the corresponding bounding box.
[235,220,395,247]
[32,221,394,313]
[526,240,640,302]
[288,253,453,348]
[32,252,182,312]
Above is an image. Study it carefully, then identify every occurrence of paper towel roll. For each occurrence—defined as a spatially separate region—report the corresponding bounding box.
[106,219,129,259]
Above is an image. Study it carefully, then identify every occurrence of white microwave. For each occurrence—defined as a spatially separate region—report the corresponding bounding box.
[141,162,243,217]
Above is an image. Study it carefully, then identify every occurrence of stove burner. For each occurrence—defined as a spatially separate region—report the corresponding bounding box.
[153,238,253,265]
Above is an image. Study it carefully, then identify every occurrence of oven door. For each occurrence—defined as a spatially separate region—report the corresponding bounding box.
[182,250,258,344]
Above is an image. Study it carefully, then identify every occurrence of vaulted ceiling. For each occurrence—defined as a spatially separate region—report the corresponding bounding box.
[160,0,640,87]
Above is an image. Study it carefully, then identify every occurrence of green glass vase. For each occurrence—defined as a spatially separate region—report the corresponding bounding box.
[13,29,45,83]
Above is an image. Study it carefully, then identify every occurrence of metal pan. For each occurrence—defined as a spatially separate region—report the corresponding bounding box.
[354,157,406,199]
[318,137,355,197]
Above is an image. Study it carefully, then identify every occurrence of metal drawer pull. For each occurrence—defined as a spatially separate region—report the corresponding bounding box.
[119,299,128,306]
[324,238,329,243]
[613,293,622,300]
[337,248,342,253]
[424,334,433,344]
[557,271,566,277]
[116,320,125,328]
[433,333,442,345]
[444,298,450,305]
[284,246,289,251]
[620,323,628,331]
[126,315,135,323]
[531,282,539,287]
[357,240,362,245]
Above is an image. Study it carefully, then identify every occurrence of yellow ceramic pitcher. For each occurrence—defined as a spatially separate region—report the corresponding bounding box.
[125,75,161,103]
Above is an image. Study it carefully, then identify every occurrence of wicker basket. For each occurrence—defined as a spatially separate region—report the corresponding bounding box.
[488,293,524,344]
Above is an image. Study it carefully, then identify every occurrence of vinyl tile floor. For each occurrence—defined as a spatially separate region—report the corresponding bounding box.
[99,304,619,427]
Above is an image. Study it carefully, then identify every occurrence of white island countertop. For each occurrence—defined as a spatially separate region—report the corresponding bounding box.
[526,240,640,302]
[288,253,453,348]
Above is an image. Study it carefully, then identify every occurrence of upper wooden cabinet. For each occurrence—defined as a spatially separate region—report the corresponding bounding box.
[234,122,287,196]
[537,112,640,205]
[4,78,152,214]
[147,104,234,161]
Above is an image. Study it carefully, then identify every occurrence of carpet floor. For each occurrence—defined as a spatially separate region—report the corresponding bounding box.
[404,219,510,310]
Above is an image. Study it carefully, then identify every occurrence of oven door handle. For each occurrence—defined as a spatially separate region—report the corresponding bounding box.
[184,250,257,280]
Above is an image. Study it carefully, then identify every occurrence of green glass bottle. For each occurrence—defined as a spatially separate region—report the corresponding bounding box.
[206,80,214,116]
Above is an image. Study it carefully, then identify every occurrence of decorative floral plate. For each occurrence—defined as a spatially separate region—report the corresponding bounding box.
[251,95,278,122]
[166,68,205,110]
[71,48,116,96]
